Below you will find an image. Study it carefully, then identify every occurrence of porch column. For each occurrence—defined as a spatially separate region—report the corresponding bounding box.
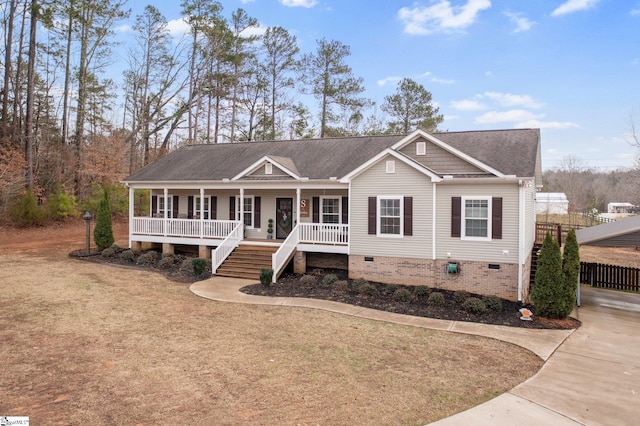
[200,187,205,238]
[239,188,245,227]
[163,187,169,236]
[296,187,301,225]
[128,185,134,249]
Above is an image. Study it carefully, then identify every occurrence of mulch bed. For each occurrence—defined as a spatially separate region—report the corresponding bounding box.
[241,269,581,330]
[71,248,579,330]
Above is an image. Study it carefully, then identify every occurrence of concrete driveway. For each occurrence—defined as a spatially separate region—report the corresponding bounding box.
[430,285,640,425]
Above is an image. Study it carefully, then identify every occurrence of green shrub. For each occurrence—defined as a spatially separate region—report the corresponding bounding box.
[562,229,580,312]
[93,190,114,250]
[191,258,209,276]
[333,280,349,293]
[84,182,129,219]
[483,295,503,312]
[532,232,571,318]
[393,288,412,303]
[322,273,339,285]
[428,292,445,306]
[136,251,158,265]
[387,284,398,294]
[260,268,274,286]
[300,274,317,288]
[453,290,471,304]
[101,247,116,258]
[10,190,44,227]
[158,254,176,269]
[462,297,486,314]
[120,249,135,262]
[46,187,79,220]
[414,285,431,299]
[353,277,368,288]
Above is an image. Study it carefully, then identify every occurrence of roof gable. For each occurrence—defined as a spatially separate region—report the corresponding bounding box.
[340,149,442,183]
[233,155,301,181]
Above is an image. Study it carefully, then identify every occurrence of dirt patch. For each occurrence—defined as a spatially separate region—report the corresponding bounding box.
[0,220,547,425]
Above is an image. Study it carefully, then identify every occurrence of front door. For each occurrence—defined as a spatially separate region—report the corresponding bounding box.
[276,198,293,239]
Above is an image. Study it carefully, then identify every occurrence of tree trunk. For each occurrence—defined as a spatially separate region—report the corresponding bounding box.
[24,0,38,190]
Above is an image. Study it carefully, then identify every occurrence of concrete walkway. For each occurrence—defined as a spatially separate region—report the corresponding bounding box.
[190,280,640,425]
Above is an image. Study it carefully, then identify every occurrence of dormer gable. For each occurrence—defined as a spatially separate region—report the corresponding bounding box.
[232,155,301,181]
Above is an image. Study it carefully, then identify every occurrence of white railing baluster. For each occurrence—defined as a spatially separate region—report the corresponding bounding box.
[211,221,243,273]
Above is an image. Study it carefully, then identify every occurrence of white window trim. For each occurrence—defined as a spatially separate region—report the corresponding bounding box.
[158,194,174,218]
[461,196,492,241]
[320,196,341,224]
[236,195,255,229]
[377,195,403,238]
[416,141,426,155]
[193,196,210,220]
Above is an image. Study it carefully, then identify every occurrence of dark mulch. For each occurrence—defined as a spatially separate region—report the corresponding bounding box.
[241,269,581,330]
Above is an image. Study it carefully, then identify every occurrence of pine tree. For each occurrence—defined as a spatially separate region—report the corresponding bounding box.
[94,189,115,250]
[562,228,580,310]
[531,232,571,318]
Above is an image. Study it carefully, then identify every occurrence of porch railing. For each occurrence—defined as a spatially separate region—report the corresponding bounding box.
[132,217,239,239]
[298,223,349,245]
[212,221,243,274]
[272,224,300,283]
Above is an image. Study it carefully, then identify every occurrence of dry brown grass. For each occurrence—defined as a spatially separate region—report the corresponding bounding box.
[0,221,543,425]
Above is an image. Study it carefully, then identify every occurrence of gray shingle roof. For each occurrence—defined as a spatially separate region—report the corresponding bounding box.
[124,129,540,182]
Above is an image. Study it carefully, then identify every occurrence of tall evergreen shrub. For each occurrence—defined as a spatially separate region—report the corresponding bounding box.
[531,232,572,318]
[94,190,115,250]
[562,229,580,309]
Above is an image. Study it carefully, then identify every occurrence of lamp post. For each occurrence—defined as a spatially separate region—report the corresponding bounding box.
[82,210,92,254]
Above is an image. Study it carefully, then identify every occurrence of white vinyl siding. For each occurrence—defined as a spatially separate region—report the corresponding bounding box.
[436,183,520,263]
[350,156,432,258]
[398,139,487,175]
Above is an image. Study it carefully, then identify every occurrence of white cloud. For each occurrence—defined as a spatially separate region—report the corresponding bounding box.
[398,0,491,35]
[417,71,432,78]
[503,11,536,32]
[631,9,640,16]
[485,70,494,77]
[552,0,600,17]
[240,0,255,4]
[431,77,455,84]
[116,24,131,33]
[475,109,541,124]
[377,76,403,86]
[280,0,318,7]
[450,99,487,111]
[481,91,544,108]
[167,18,190,37]
[514,119,579,129]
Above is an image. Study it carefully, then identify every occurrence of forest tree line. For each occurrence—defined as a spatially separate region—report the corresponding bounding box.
[0,0,444,225]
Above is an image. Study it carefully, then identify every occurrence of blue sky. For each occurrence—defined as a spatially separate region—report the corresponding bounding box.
[120,0,640,171]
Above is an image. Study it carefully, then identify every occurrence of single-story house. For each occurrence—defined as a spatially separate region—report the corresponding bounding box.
[123,128,542,302]
[576,214,640,247]
[536,192,569,215]
[607,202,636,214]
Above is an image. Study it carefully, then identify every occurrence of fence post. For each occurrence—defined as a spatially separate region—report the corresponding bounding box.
[557,223,562,246]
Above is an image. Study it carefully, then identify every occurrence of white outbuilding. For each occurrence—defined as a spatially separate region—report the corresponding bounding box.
[536,192,569,215]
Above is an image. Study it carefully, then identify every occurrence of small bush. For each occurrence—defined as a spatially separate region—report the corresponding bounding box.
[120,249,135,262]
[414,285,431,299]
[94,190,114,250]
[46,188,79,220]
[428,292,445,306]
[10,190,44,227]
[462,297,487,314]
[158,254,176,269]
[136,251,157,266]
[333,280,349,293]
[191,258,209,276]
[387,284,398,294]
[453,290,471,304]
[358,282,379,297]
[101,247,116,258]
[260,268,274,287]
[483,295,503,312]
[353,278,368,288]
[393,288,412,303]
[322,273,339,285]
[300,274,317,288]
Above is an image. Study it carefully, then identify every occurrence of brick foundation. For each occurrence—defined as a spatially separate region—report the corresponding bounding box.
[349,255,521,301]
[306,253,348,270]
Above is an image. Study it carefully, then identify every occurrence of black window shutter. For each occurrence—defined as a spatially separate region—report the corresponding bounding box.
[229,196,235,220]
[342,196,348,224]
[312,197,320,223]
[211,196,217,220]
[172,196,179,218]
[404,196,413,236]
[254,196,261,227]
[492,197,503,240]
[151,196,157,216]
[188,196,194,219]
[451,197,461,238]
[368,197,377,235]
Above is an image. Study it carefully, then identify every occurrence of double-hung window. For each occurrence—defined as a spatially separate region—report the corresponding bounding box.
[236,196,254,227]
[194,197,210,219]
[378,196,402,236]
[462,197,490,240]
[158,195,173,218]
[321,197,341,224]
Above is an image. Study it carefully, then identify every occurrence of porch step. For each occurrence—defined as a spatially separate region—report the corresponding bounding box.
[215,244,279,280]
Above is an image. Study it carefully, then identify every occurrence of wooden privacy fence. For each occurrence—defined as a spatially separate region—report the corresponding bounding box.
[580,262,640,292]
[536,223,563,245]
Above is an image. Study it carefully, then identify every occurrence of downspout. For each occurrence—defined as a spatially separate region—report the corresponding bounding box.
[432,182,437,260]
[163,188,169,236]
[128,184,134,249]
[518,180,525,303]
